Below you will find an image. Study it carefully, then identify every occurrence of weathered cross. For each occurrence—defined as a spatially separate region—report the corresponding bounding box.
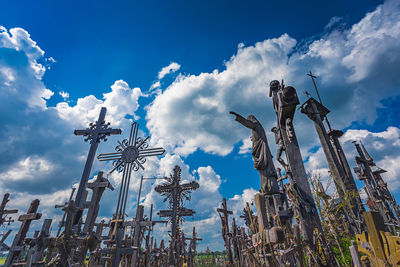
[0,193,18,227]
[125,205,166,267]
[217,198,233,266]
[5,199,42,266]
[28,218,52,264]
[74,107,121,209]
[184,226,202,266]
[155,165,199,266]
[82,171,114,234]
[55,187,76,236]
[98,122,165,234]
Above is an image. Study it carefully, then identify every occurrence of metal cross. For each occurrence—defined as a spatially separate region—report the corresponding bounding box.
[98,122,165,222]
[74,107,121,208]
[155,165,199,266]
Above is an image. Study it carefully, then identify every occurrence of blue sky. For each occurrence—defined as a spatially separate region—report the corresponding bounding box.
[1,0,400,251]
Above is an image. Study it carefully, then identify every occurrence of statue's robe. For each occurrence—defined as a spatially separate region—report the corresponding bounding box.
[236,115,279,194]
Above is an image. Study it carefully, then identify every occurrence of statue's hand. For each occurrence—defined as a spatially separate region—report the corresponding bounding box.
[229,111,239,117]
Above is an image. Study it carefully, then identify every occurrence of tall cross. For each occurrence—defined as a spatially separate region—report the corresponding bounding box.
[155,165,199,266]
[74,107,121,209]
[0,193,18,227]
[217,198,233,266]
[98,122,165,223]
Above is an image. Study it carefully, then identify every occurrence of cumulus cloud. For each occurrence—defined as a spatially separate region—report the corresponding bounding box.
[305,127,400,192]
[146,0,400,157]
[158,62,181,80]
[56,79,142,127]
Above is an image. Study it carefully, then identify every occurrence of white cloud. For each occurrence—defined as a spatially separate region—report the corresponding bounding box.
[146,0,400,157]
[305,127,400,192]
[59,91,69,100]
[0,156,55,182]
[55,80,142,127]
[158,62,181,80]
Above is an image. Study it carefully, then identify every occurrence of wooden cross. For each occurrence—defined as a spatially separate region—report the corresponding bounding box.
[55,187,76,236]
[4,199,42,266]
[28,218,52,264]
[82,171,114,234]
[184,226,202,267]
[0,193,18,227]
[217,198,234,266]
[74,107,121,209]
[125,205,167,267]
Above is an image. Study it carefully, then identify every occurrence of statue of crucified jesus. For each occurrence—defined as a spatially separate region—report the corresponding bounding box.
[230,111,279,194]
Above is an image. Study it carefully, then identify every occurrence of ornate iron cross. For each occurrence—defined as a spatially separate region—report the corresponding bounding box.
[74,107,122,208]
[155,165,199,265]
[98,122,165,221]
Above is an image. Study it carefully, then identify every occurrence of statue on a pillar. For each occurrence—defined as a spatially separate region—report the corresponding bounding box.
[230,111,279,194]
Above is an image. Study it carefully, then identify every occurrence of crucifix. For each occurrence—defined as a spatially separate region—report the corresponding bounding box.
[0,193,18,227]
[5,199,42,266]
[98,122,165,239]
[155,165,199,266]
[74,107,121,221]
[217,198,233,266]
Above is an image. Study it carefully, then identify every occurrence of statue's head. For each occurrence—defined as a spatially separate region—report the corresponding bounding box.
[246,114,258,123]
[270,80,280,90]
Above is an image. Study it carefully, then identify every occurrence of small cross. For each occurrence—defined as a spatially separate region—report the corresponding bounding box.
[0,193,18,227]
[307,71,323,104]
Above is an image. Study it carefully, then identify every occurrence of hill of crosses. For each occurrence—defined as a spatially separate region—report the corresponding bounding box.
[1,78,399,267]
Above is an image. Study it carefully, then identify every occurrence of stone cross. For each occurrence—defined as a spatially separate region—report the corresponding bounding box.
[74,107,121,210]
[0,193,18,227]
[5,199,42,266]
[217,198,233,266]
[82,171,114,234]
[155,165,199,266]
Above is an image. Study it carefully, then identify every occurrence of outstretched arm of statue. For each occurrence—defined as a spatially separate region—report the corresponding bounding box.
[229,111,255,129]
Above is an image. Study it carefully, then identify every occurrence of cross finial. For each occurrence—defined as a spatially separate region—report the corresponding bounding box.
[307,71,323,104]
